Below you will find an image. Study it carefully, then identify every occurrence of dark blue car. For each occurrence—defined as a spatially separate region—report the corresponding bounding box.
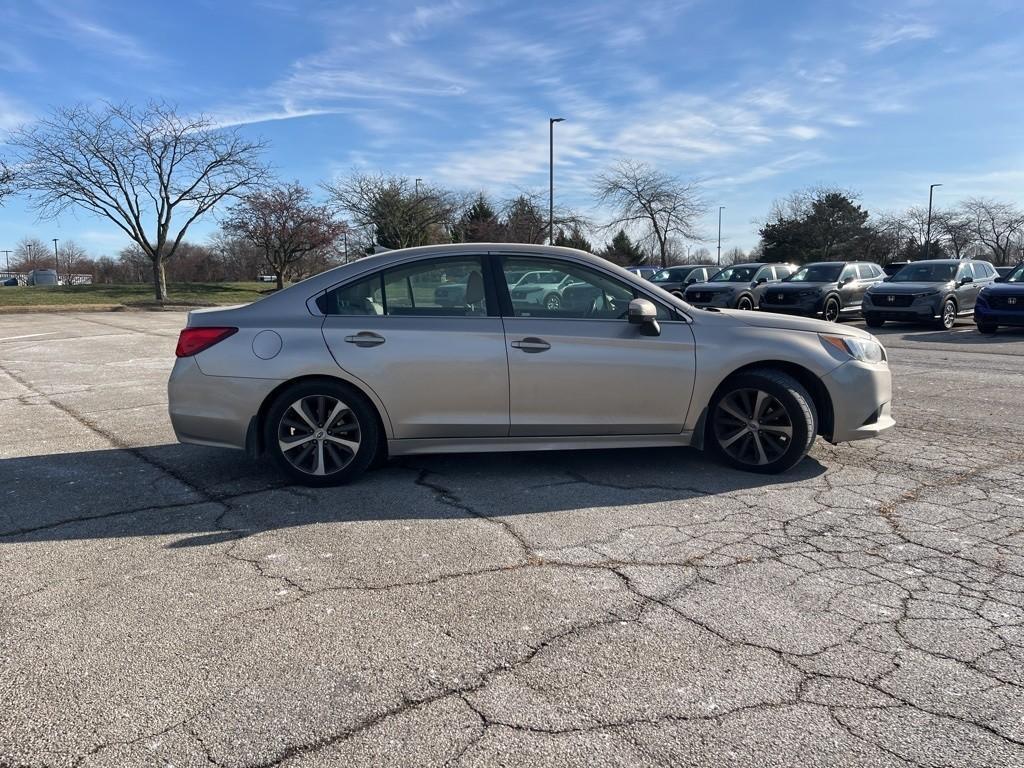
[975,263,1024,334]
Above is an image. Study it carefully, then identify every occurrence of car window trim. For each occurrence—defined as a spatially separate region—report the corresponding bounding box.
[489,252,688,322]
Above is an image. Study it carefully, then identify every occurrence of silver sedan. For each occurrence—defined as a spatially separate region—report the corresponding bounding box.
[168,244,894,485]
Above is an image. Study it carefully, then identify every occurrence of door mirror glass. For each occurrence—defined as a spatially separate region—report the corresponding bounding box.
[628,298,661,336]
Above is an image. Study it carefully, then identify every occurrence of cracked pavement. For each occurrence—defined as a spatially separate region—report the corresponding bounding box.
[1,312,1022,767]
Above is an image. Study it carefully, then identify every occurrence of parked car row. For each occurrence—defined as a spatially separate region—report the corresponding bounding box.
[628,259,1022,335]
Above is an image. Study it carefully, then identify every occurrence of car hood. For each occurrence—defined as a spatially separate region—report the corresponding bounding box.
[685,282,739,292]
[868,282,950,295]
[725,308,874,339]
[770,282,834,292]
[982,283,1024,296]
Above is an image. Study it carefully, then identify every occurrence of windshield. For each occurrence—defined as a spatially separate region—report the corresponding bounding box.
[709,266,756,283]
[1006,265,1024,283]
[652,268,691,282]
[786,264,843,283]
[889,263,956,283]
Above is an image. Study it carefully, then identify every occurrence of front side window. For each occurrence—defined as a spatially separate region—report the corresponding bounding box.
[753,266,774,283]
[319,256,488,316]
[840,265,858,282]
[502,257,670,320]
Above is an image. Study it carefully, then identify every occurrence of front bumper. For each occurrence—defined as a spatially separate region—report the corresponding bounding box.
[684,291,734,309]
[167,357,281,451]
[862,297,941,323]
[759,297,822,316]
[974,303,1024,327]
[821,359,895,443]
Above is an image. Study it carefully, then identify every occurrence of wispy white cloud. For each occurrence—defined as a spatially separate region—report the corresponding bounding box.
[35,0,161,65]
[864,20,937,52]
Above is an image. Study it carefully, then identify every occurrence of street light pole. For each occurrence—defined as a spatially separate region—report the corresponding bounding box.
[924,183,942,260]
[414,178,422,194]
[549,117,565,245]
[717,206,725,266]
[53,238,60,280]
[1,250,10,273]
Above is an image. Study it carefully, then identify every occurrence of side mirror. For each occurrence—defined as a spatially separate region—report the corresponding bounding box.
[882,276,891,282]
[995,276,1005,283]
[960,276,974,286]
[686,277,697,284]
[756,277,768,285]
[840,276,853,286]
[628,298,661,336]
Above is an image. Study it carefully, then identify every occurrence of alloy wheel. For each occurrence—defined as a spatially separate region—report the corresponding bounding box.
[737,296,753,311]
[942,300,956,329]
[545,294,561,310]
[824,299,840,322]
[713,388,794,467]
[277,395,361,476]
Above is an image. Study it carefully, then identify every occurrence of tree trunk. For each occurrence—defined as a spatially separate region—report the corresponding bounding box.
[276,270,284,291]
[152,257,168,302]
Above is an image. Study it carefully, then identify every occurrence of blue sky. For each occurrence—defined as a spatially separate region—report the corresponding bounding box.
[1,0,1022,257]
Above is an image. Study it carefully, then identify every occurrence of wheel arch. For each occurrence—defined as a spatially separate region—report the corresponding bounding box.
[735,292,755,309]
[694,360,835,448]
[246,374,391,460]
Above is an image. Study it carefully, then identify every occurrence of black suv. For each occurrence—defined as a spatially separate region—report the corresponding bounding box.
[759,261,885,322]
[683,263,797,310]
[863,259,998,329]
[649,265,716,298]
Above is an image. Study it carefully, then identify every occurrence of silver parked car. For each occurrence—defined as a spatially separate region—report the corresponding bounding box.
[169,244,894,485]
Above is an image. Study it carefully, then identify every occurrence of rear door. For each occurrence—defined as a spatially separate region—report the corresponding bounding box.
[497,254,696,436]
[319,254,510,439]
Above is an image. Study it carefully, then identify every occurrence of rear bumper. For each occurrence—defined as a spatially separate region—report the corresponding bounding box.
[167,357,281,450]
[822,359,895,443]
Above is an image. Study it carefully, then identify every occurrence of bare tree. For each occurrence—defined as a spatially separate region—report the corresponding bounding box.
[934,210,977,260]
[0,160,14,204]
[224,182,347,290]
[324,172,468,250]
[10,101,268,301]
[962,198,1024,266]
[594,160,705,268]
[57,240,92,284]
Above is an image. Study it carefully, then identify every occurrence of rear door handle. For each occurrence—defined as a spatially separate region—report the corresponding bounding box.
[344,331,385,347]
[510,337,551,353]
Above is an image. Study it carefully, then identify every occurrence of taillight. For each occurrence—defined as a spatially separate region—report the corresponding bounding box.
[175,326,238,357]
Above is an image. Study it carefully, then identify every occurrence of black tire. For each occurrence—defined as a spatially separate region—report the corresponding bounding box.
[977,323,998,335]
[936,298,957,330]
[736,294,755,311]
[544,293,561,311]
[706,369,817,474]
[264,379,380,486]
[822,296,841,323]
[671,290,685,299]
[864,314,884,329]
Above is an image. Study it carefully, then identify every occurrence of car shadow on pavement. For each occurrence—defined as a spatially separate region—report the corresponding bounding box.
[0,443,827,546]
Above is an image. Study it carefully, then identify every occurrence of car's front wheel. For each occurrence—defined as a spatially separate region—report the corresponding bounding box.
[544,293,562,310]
[823,296,841,323]
[936,299,957,330]
[265,380,380,486]
[707,369,816,474]
[864,314,884,328]
[736,295,755,311]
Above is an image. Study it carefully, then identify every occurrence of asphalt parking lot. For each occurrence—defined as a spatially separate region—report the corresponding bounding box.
[2,311,1023,768]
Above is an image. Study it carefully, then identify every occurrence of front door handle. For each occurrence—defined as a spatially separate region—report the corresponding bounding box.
[344,331,385,348]
[510,337,551,353]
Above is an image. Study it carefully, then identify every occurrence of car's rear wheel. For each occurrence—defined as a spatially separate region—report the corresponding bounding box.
[823,296,841,323]
[936,299,957,330]
[265,380,379,486]
[977,322,998,335]
[736,295,754,311]
[707,369,816,474]
[864,314,884,328]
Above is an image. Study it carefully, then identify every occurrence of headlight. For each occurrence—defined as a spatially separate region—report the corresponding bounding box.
[821,334,886,364]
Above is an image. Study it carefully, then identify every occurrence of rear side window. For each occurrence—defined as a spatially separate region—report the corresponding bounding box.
[318,256,489,317]
[857,264,878,279]
[773,265,795,279]
[975,262,993,277]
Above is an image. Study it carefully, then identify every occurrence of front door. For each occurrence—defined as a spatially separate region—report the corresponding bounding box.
[497,255,696,437]
[319,254,509,439]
